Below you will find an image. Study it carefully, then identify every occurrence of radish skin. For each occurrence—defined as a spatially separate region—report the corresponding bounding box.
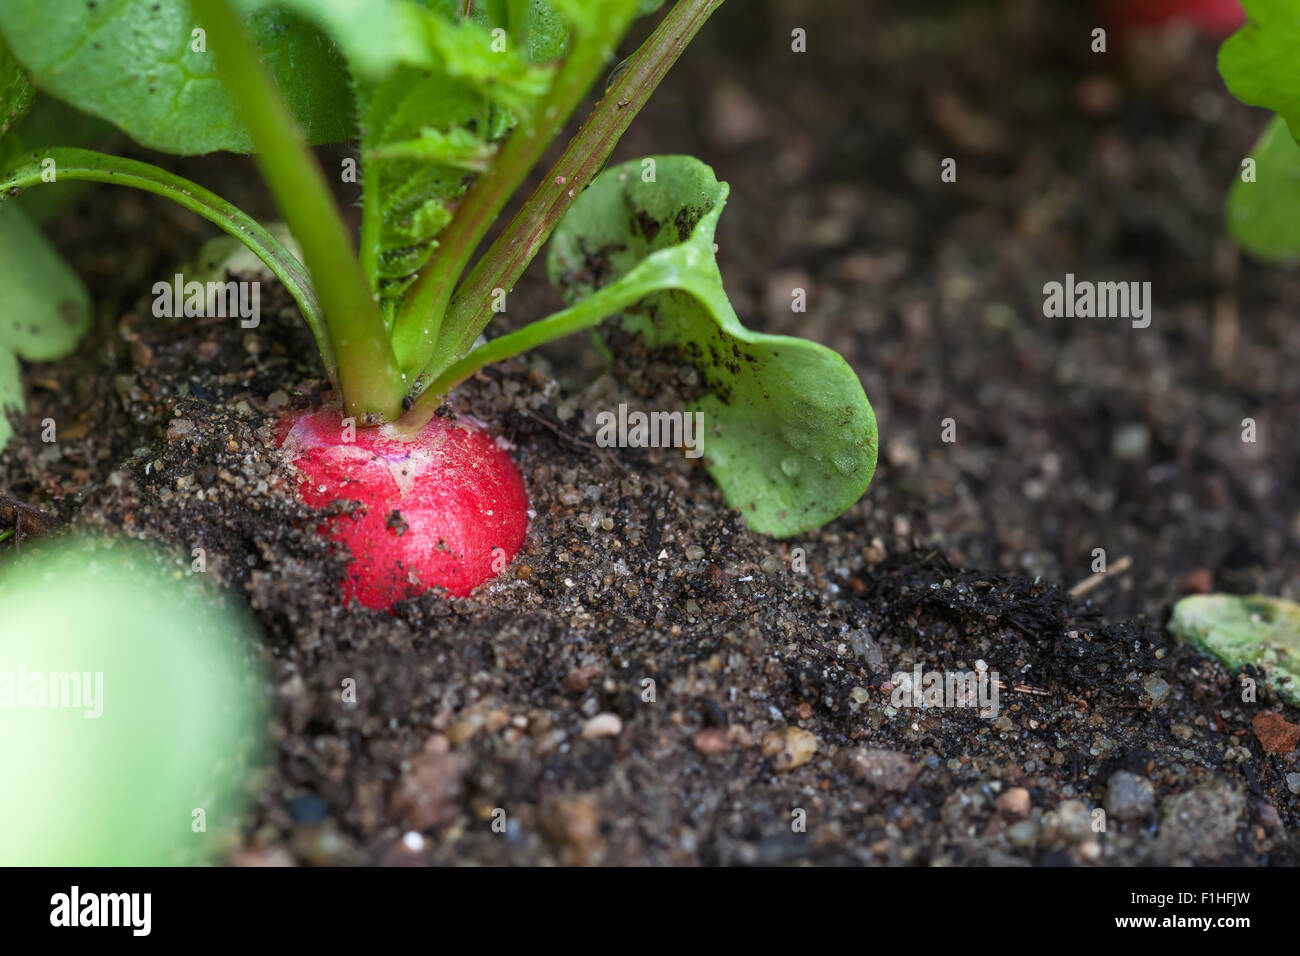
[280,408,529,608]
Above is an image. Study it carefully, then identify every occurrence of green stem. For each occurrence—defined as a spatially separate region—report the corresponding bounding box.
[399,253,683,433]
[0,147,338,388]
[190,0,404,422]
[422,0,724,386]
[389,0,642,377]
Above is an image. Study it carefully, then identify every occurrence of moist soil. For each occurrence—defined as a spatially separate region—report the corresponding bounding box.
[3,0,1298,865]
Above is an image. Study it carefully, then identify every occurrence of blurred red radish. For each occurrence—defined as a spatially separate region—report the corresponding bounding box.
[1109,0,1245,38]
[280,408,528,608]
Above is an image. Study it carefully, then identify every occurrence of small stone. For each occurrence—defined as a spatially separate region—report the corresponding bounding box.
[1104,770,1155,821]
[693,728,730,754]
[166,418,195,441]
[389,751,468,831]
[1143,674,1170,706]
[1159,787,1244,860]
[581,713,623,738]
[849,748,920,792]
[1251,711,1300,754]
[562,666,596,694]
[1111,423,1149,460]
[684,544,705,562]
[761,726,819,771]
[996,787,1031,819]
[1041,799,1092,846]
[760,554,784,574]
[1286,773,1300,795]
[848,629,883,668]
[266,389,290,410]
[1007,820,1039,848]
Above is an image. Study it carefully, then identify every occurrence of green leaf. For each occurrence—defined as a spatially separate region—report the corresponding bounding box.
[0,31,34,139]
[231,0,433,78]
[0,535,265,865]
[0,1,354,154]
[356,1,569,324]
[0,202,91,452]
[1228,114,1300,261]
[1219,0,1300,141]
[1170,593,1300,706]
[543,156,877,537]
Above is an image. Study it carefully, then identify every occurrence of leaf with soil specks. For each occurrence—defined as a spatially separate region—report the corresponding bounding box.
[0,202,91,452]
[547,156,877,537]
[1228,115,1300,261]
[1169,593,1300,705]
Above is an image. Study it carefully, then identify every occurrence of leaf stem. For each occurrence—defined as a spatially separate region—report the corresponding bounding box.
[389,0,643,377]
[190,0,404,422]
[0,147,338,388]
[417,0,725,388]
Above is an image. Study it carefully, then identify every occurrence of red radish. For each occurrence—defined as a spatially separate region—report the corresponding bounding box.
[279,407,528,608]
[1108,0,1245,38]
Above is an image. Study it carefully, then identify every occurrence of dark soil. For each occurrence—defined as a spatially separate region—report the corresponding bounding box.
[3,0,1298,865]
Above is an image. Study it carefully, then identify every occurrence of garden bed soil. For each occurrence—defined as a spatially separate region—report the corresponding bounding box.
[3,0,1298,865]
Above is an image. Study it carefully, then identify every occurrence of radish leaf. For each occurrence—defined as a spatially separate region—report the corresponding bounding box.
[1219,0,1300,141]
[546,156,877,537]
[0,1,353,154]
[1229,114,1300,261]
[0,32,33,139]
[0,203,91,451]
[357,2,602,324]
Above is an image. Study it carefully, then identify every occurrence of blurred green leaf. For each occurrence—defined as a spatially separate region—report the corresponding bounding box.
[0,535,265,865]
[1228,114,1300,261]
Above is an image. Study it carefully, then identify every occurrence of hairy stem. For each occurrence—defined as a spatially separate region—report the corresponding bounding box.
[419,0,725,389]
[389,0,642,377]
[191,0,404,422]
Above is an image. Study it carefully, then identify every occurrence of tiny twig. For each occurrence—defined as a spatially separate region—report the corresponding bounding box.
[1068,555,1133,600]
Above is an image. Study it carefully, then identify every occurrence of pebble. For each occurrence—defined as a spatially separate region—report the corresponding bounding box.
[1142,674,1170,706]
[1111,423,1149,460]
[1159,787,1244,860]
[166,418,196,441]
[761,726,818,771]
[996,787,1031,819]
[1041,799,1092,846]
[1104,770,1155,821]
[848,629,883,667]
[693,728,730,754]
[849,748,920,792]
[1251,711,1300,754]
[1007,820,1039,847]
[581,713,623,738]
[684,545,705,561]
[1286,773,1300,795]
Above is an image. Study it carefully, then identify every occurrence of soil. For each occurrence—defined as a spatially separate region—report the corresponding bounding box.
[3,0,1298,865]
